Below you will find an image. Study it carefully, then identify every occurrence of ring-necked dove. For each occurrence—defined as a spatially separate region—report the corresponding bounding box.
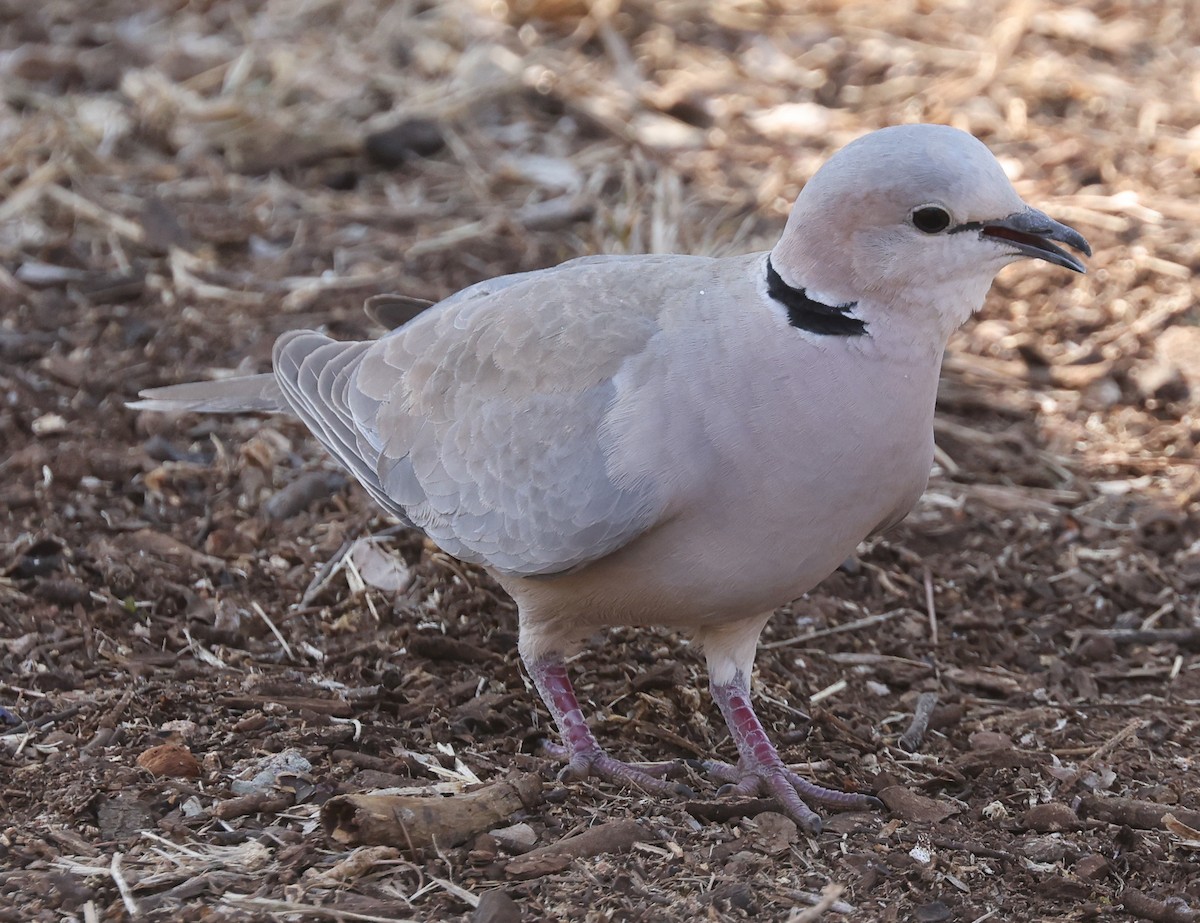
[132,124,1090,833]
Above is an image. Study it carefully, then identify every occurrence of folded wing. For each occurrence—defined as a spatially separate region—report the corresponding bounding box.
[273,256,705,577]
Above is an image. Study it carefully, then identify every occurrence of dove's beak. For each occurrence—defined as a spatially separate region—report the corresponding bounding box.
[982,207,1092,274]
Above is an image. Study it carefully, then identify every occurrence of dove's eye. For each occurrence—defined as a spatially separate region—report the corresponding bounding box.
[911,205,951,234]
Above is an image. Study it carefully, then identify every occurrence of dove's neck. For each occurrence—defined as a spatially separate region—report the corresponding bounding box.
[764,257,866,338]
[766,245,986,362]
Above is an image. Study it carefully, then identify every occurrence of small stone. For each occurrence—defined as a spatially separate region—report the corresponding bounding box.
[31,412,68,436]
[1075,635,1116,663]
[1073,854,1110,880]
[491,822,538,853]
[915,900,952,922]
[1022,834,1068,864]
[704,881,754,912]
[159,719,201,741]
[181,796,206,818]
[364,118,445,168]
[721,849,761,878]
[969,731,1013,750]
[230,749,312,795]
[1021,802,1082,833]
[136,743,202,778]
[469,833,499,862]
[472,889,522,923]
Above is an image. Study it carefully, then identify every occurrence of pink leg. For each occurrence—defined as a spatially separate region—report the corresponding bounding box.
[709,671,883,834]
[527,657,692,798]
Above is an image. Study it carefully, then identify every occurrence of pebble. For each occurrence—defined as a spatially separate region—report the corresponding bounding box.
[136,743,201,778]
[1074,854,1110,880]
[472,890,522,923]
[1022,835,1068,864]
[1021,802,1082,833]
[231,748,312,795]
[491,822,538,853]
[969,731,1014,751]
[364,118,445,168]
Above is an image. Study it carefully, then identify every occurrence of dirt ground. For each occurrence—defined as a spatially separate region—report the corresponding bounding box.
[2,0,1199,920]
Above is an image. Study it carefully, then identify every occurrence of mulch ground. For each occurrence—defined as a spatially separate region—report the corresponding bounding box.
[2,1,1199,920]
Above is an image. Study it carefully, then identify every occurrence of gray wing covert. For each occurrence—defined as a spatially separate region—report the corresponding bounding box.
[348,261,672,577]
[275,256,685,577]
[424,254,640,314]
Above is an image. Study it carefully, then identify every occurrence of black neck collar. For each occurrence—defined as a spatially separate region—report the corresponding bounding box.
[765,257,867,337]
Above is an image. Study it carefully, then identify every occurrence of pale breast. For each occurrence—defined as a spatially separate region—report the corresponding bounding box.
[504,271,941,632]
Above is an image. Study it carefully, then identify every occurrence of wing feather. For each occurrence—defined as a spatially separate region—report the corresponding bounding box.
[273,332,413,526]
[272,255,715,576]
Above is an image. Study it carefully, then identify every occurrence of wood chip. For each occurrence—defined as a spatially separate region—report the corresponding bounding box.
[505,819,651,879]
[1079,796,1200,832]
[877,786,961,824]
[322,772,543,850]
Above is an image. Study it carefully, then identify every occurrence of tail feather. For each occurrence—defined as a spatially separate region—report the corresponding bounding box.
[271,331,412,523]
[128,374,285,414]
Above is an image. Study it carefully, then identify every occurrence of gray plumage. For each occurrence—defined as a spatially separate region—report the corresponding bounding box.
[132,124,1091,830]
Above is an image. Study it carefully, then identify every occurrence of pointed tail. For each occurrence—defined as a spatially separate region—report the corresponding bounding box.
[128,374,286,414]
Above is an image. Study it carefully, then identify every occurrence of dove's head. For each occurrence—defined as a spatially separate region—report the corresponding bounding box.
[770,123,1090,343]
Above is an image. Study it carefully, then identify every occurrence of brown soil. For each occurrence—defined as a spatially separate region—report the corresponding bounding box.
[2,1,1199,920]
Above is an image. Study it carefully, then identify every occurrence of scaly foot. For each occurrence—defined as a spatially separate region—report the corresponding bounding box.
[527,656,693,798]
[539,740,692,797]
[710,675,883,834]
